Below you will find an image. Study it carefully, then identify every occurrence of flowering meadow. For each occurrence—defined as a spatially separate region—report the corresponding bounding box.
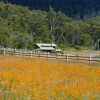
[0,56,100,100]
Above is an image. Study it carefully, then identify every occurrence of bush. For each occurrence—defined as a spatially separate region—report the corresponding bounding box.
[0,49,4,55]
[74,46,82,51]
[50,50,57,54]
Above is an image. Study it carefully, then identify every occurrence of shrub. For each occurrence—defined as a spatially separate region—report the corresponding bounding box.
[50,50,57,54]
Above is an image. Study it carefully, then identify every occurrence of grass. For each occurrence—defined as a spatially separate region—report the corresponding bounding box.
[63,49,100,56]
[0,56,100,100]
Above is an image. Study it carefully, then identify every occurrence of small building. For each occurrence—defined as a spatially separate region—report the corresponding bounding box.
[34,43,62,53]
[56,49,62,53]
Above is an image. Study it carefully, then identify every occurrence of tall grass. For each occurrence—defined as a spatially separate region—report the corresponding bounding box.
[0,56,100,100]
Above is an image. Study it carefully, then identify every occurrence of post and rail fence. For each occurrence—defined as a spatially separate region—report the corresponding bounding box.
[0,48,100,65]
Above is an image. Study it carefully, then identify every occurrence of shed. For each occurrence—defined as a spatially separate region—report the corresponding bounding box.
[34,43,61,53]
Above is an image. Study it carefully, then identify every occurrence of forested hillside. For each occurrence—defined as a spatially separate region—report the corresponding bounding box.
[6,0,100,19]
[0,2,100,49]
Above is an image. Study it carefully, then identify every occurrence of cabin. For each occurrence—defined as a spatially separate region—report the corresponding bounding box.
[34,43,62,53]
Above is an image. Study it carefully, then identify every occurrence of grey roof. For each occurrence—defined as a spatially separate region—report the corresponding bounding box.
[56,49,62,52]
[36,43,57,47]
[38,47,54,50]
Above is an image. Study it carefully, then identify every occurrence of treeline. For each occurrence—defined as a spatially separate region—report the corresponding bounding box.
[6,0,100,19]
[0,2,100,50]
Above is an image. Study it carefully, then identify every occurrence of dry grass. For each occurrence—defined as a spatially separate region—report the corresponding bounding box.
[65,50,100,56]
[0,56,100,100]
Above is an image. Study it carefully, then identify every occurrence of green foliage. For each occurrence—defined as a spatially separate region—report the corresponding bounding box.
[79,34,92,47]
[50,50,57,54]
[59,44,66,50]
[0,0,3,2]
[43,37,52,43]
[0,2,100,50]
[74,46,82,51]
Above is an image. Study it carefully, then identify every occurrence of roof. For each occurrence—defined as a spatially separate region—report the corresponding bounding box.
[37,47,55,51]
[56,49,62,52]
[36,43,57,47]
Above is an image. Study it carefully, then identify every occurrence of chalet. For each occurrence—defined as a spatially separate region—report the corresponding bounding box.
[34,43,62,53]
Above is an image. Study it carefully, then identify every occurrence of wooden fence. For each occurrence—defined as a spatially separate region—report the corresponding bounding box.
[0,48,100,65]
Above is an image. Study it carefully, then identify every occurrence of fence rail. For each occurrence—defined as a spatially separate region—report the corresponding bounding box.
[0,48,100,64]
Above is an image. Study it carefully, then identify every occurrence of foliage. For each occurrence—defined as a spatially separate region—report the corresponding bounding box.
[50,50,57,54]
[0,2,100,50]
[5,0,100,19]
[74,46,82,51]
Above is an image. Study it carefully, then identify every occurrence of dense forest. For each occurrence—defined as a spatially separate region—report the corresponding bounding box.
[0,1,100,50]
[6,0,100,19]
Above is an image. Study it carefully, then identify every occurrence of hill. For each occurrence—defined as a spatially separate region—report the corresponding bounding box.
[6,0,100,19]
[0,2,100,50]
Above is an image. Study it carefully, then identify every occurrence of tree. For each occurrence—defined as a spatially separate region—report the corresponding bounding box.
[0,2,100,50]
[0,0,4,2]
[79,34,92,47]
[47,7,56,42]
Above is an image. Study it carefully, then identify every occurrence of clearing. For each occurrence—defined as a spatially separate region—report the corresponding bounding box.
[0,56,100,100]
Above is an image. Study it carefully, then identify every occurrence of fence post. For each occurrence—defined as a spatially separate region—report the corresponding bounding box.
[14,48,16,56]
[89,54,92,64]
[38,52,40,58]
[3,48,5,56]
[20,49,22,53]
[16,50,18,57]
[47,52,49,59]
[30,51,32,59]
[76,54,78,61]
[10,49,12,56]
[66,53,69,61]
[56,53,58,59]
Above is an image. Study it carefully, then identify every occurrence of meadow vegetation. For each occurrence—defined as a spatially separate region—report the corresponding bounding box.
[0,56,99,100]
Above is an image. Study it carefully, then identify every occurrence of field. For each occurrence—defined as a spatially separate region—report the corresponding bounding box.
[64,50,100,56]
[0,56,100,100]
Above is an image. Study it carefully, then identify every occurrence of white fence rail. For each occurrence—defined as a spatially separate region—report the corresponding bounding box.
[0,48,100,64]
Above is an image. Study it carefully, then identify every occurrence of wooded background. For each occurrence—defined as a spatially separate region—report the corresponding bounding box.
[0,1,100,50]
